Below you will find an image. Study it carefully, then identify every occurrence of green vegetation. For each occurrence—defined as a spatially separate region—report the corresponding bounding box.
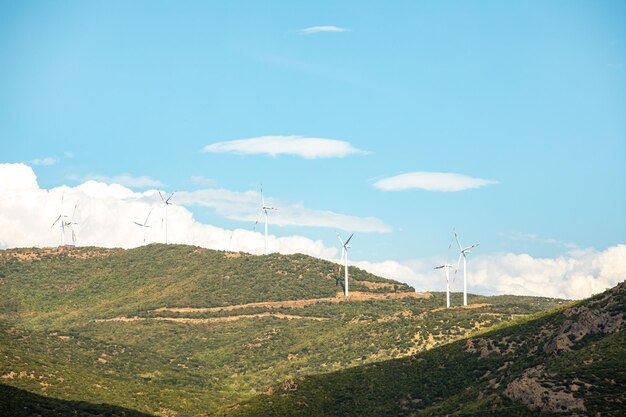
[0,245,593,416]
[222,282,626,417]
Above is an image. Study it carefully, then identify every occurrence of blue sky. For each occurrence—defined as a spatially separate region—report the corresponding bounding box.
[1,1,625,281]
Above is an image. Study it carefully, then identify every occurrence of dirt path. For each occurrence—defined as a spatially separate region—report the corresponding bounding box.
[430,303,491,313]
[95,312,328,324]
[154,291,431,314]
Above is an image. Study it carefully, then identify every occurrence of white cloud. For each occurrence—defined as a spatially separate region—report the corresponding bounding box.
[81,174,163,189]
[30,157,58,166]
[175,188,391,233]
[190,176,215,187]
[300,26,351,35]
[0,163,341,258]
[0,163,39,190]
[359,247,626,300]
[374,172,498,192]
[203,135,367,159]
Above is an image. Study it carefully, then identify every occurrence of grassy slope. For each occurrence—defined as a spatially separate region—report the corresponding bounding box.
[0,245,567,416]
[0,245,412,330]
[222,282,626,417]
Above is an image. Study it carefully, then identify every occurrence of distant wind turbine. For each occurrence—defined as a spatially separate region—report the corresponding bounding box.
[159,191,175,244]
[133,207,153,244]
[453,228,479,306]
[50,194,70,246]
[336,232,354,298]
[254,185,277,255]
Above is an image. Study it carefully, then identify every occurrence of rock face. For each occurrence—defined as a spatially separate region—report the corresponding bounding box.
[504,366,586,413]
[469,281,626,414]
[544,283,625,355]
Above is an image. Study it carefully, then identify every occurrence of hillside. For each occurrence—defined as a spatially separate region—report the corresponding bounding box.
[222,281,626,416]
[1,245,566,416]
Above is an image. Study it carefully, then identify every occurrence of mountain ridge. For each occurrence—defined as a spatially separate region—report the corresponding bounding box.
[0,244,576,416]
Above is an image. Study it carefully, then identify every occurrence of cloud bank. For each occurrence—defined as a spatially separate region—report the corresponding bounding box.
[1,163,622,301]
[203,136,367,159]
[0,163,357,258]
[356,246,626,300]
[374,172,498,192]
[300,26,350,35]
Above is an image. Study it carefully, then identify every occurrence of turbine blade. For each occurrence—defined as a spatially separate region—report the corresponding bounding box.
[71,201,79,220]
[260,184,265,207]
[133,221,143,226]
[336,233,344,246]
[144,207,154,224]
[454,228,463,251]
[165,192,175,204]
[454,252,463,276]
[254,209,263,228]
[51,215,61,228]
[159,191,165,202]
[344,233,354,246]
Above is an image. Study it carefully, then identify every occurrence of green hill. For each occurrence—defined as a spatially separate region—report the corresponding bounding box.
[1,245,567,416]
[222,281,626,416]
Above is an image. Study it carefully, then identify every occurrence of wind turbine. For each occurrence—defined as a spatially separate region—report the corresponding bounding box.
[159,191,174,244]
[255,185,277,255]
[336,232,354,298]
[453,228,479,306]
[133,207,153,244]
[51,194,70,246]
[434,264,453,308]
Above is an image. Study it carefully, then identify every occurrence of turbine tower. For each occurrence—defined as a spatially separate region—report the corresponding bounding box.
[434,264,453,308]
[453,228,479,306]
[159,191,174,244]
[133,207,153,244]
[336,232,354,298]
[255,185,277,255]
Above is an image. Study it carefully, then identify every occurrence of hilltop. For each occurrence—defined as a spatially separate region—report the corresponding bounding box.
[223,281,626,416]
[1,245,567,416]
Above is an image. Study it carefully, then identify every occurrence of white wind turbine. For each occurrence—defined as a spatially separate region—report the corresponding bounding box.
[254,185,277,255]
[434,264,454,308]
[133,207,154,244]
[336,232,354,298]
[50,194,70,246]
[453,228,479,306]
[159,191,175,244]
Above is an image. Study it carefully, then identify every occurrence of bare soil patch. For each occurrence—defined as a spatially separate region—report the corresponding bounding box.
[154,291,431,314]
[95,313,328,324]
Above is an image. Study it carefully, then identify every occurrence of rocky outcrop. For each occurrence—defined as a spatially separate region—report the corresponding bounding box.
[504,366,586,413]
[544,282,625,355]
